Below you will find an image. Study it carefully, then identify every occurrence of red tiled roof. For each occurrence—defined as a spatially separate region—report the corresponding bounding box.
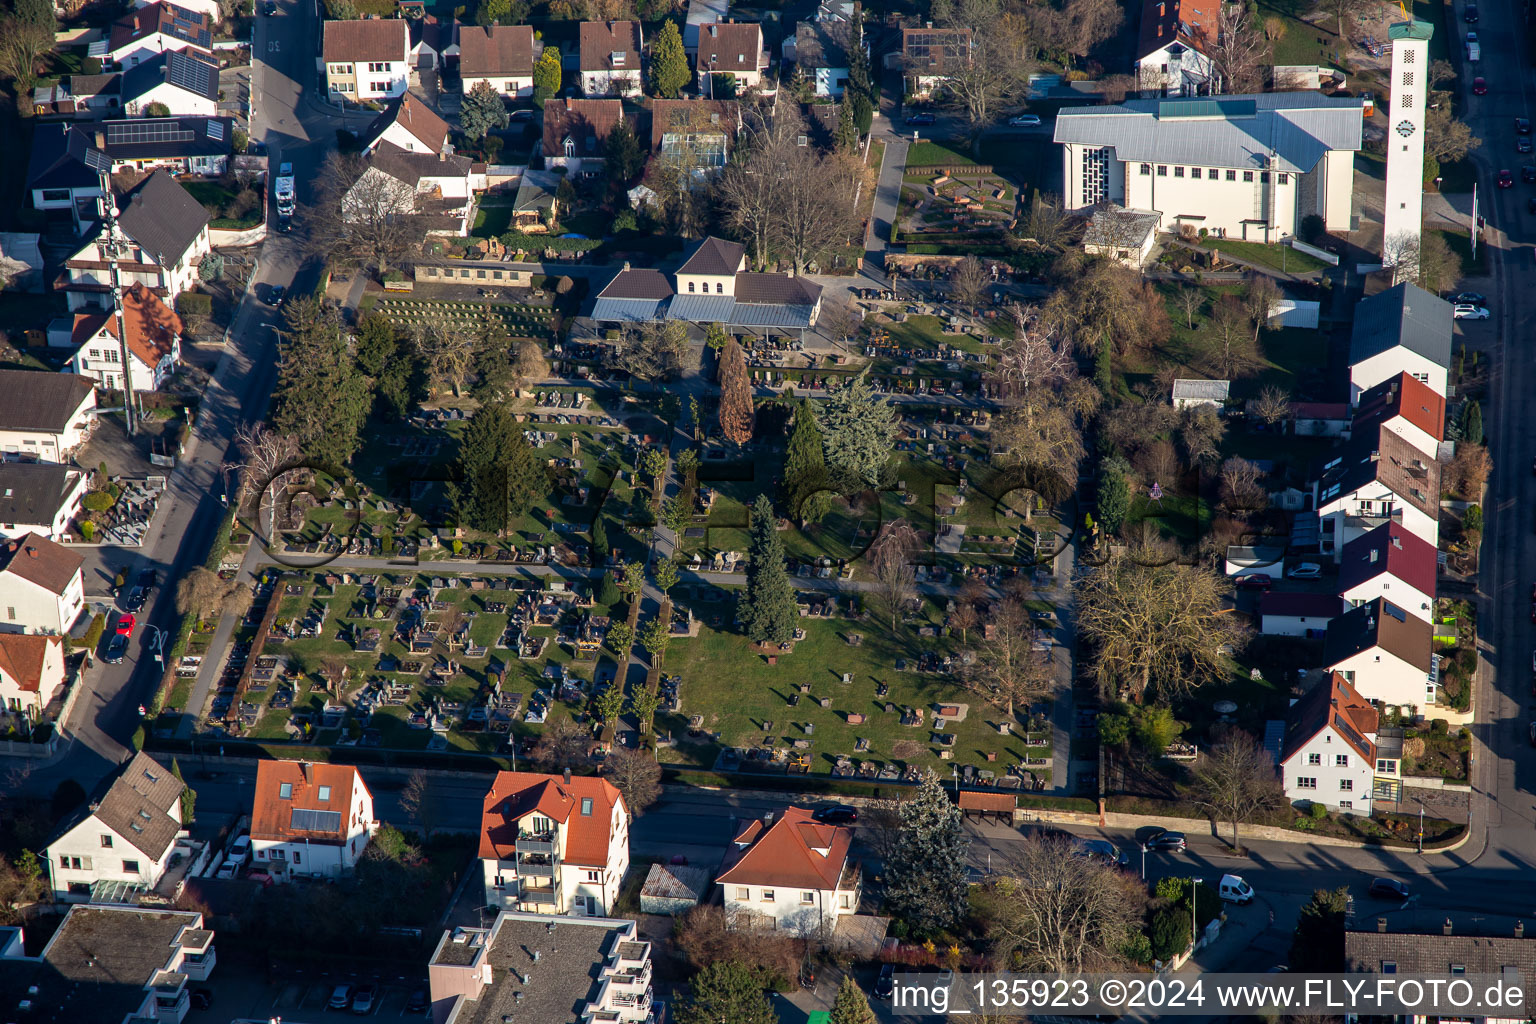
[1281,672,1377,764]
[1258,591,1342,619]
[578,20,642,72]
[479,771,625,867]
[542,98,623,158]
[1337,521,1438,599]
[72,284,180,370]
[0,533,83,597]
[458,24,535,79]
[323,19,408,63]
[0,633,61,693]
[698,22,764,74]
[250,762,369,843]
[715,806,851,891]
[1354,372,1445,444]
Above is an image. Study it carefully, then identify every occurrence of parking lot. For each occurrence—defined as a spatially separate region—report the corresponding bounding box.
[182,968,429,1023]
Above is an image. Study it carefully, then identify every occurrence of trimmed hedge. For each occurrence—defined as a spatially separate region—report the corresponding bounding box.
[496,231,601,253]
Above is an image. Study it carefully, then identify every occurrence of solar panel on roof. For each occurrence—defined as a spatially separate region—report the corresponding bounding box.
[207,119,224,140]
[166,53,214,94]
[290,807,342,833]
[106,121,196,146]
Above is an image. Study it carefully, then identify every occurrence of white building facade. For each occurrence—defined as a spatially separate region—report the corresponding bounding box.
[0,533,86,636]
[1381,20,1432,262]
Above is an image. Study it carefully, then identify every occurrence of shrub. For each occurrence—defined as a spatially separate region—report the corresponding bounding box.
[1309,801,1328,820]
[83,490,115,512]
[81,613,106,653]
[80,521,95,541]
[1301,214,1326,244]
[177,292,213,317]
[82,57,102,74]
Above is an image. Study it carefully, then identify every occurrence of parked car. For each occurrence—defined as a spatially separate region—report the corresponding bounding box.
[1453,303,1491,320]
[190,989,213,1010]
[268,285,285,305]
[1008,113,1042,126]
[1144,829,1187,852]
[1219,873,1255,903]
[115,613,136,636]
[262,0,275,12]
[1234,573,1273,590]
[1076,839,1128,867]
[1519,137,1533,154]
[875,964,896,1000]
[405,989,429,1014]
[904,111,936,125]
[328,985,352,1010]
[1497,169,1515,188]
[229,835,251,864]
[215,860,239,879]
[812,806,858,825]
[124,586,146,612]
[1473,76,1487,95]
[105,634,128,664]
[1466,30,1478,43]
[1465,1,1478,20]
[138,568,158,590]
[1287,563,1323,579]
[1530,721,1536,747]
[1368,878,1410,900]
[1518,117,1532,134]
[351,984,377,1015]
[1451,291,1487,305]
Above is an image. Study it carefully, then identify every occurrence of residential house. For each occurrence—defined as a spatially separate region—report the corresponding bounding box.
[478,770,629,916]
[120,50,220,117]
[458,25,535,98]
[899,26,970,99]
[1322,597,1436,710]
[1134,0,1217,96]
[360,92,453,157]
[96,116,235,175]
[133,0,222,22]
[410,15,458,72]
[648,98,740,173]
[323,19,411,102]
[1291,400,1350,437]
[0,233,45,292]
[428,912,653,1024]
[98,2,214,68]
[249,761,376,879]
[1350,370,1446,457]
[789,18,854,98]
[0,370,96,463]
[1347,282,1452,402]
[1277,672,1379,813]
[1054,94,1363,241]
[542,98,624,176]
[1170,378,1229,410]
[0,632,67,715]
[684,0,729,54]
[591,235,823,332]
[61,171,211,312]
[579,21,643,97]
[345,143,477,236]
[697,22,768,94]
[1257,591,1342,638]
[717,807,860,934]
[1314,425,1440,558]
[0,463,89,542]
[67,284,182,392]
[1345,923,1536,1016]
[1338,522,1437,623]
[0,533,85,636]
[45,751,187,900]
[0,904,216,1023]
[26,124,108,213]
[1083,206,1160,267]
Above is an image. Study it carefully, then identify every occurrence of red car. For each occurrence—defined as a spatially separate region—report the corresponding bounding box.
[1234,573,1273,590]
[1498,169,1515,188]
[1473,77,1488,95]
[115,613,136,636]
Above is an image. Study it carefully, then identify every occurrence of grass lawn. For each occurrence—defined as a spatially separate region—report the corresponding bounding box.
[1433,158,1477,194]
[1198,238,1328,274]
[876,313,992,356]
[905,140,977,168]
[1262,5,1343,67]
[1433,226,1486,278]
[656,613,1052,779]
[471,205,515,238]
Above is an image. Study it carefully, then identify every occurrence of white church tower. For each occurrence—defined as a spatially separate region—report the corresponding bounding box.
[1382,19,1433,263]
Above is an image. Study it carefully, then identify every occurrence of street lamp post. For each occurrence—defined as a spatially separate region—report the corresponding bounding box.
[1140,842,1147,881]
[1191,878,1203,950]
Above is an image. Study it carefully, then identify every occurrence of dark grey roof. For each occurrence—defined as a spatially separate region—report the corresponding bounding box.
[513,169,560,213]
[795,19,851,69]
[121,50,220,104]
[1055,93,1364,173]
[736,272,821,306]
[1322,597,1432,672]
[1347,927,1536,998]
[368,141,472,187]
[0,463,83,526]
[598,267,674,300]
[25,123,101,193]
[0,906,205,1024]
[100,116,235,161]
[94,751,185,859]
[1315,424,1440,518]
[0,370,93,432]
[1348,282,1453,369]
[437,914,640,1024]
[677,236,745,276]
[115,170,210,268]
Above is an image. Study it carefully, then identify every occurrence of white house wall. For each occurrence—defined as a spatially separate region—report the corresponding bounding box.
[1339,579,1435,623]
[0,568,85,635]
[462,74,533,99]
[721,882,858,936]
[1349,350,1449,402]
[1320,149,1355,232]
[1329,650,1432,710]
[47,816,179,900]
[1281,730,1375,812]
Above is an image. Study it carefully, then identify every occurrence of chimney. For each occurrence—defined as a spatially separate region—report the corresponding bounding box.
[300,762,312,784]
[563,767,571,785]
[1443,918,1453,936]
[1377,917,1387,933]
[25,545,37,558]
[94,131,106,148]
[1518,921,1526,939]
[622,261,631,272]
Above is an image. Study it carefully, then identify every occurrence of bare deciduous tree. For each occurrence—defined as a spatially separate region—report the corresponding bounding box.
[1013,192,1076,252]
[1242,274,1281,345]
[963,598,1055,720]
[949,600,979,643]
[988,306,1101,476]
[175,567,250,625]
[1210,296,1256,377]
[868,519,918,633]
[228,423,301,535]
[927,0,1035,142]
[1193,729,1282,852]
[1178,406,1226,467]
[398,770,440,839]
[949,255,991,306]
[533,717,592,771]
[1177,286,1204,330]
[307,151,423,279]
[617,321,691,381]
[1075,551,1249,701]
[717,108,803,269]
[1209,1,1270,93]
[604,747,662,817]
[413,317,477,396]
[1218,457,1266,516]
[1415,228,1458,295]
[0,20,54,94]
[1250,384,1291,428]
[818,299,863,346]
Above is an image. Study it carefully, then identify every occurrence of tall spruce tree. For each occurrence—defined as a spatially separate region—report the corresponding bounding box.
[456,405,545,534]
[590,514,609,568]
[649,20,690,98]
[883,769,971,933]
[741,494,798,643]
[677,961,775,1024]
[272,304,372,467]
[820,375,897,491]
[834,99,860,151]
[830,976,878,1024]
[784,400,833,524]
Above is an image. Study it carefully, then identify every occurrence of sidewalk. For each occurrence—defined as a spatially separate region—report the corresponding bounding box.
[1180,901,1272,976]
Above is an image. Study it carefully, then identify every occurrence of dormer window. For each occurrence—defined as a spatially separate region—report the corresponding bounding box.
[564,137,575,157]
[611,50,625,65]
[581,798,593,816]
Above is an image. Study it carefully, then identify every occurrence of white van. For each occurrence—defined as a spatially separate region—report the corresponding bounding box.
[1219,873,1254,903]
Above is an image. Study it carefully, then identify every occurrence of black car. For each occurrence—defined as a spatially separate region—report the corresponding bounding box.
[904,111,935,125]
[406,989,429,1014]
[874,964,895,1000]
[1519,117,1533,134]
[262,0,276,11]
[1368,878,1410,900]
[105,634,128,664]
[124,586,146,612]
[812,806,858,826]
[138,568,157,590]
[1519,138,1533,154]
[190,989,213,1010]
[1465,1,1479,20]
[1528,197,1536,215]
[1144,829,1187,851]
[1450,291,1486,305]
[268,284,285,305]
[1523,166,1536,183]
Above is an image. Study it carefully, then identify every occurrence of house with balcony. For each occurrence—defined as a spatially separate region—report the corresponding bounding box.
[478,770,629,916]
[0,462,89,542]
[44,751,188,901]
[0,904,215,1024]
[67,283,182,393]
[579,20,643,97]
[1322,597,1437,711]
[0,371,95,463]
[696,22,769,93]
[98,2,214,68]
[1349,371,1444,458]
[0,632,67,716]
[1313,424,1440,559]
[716,806,860,935]
[0,532,85,636]
[323,19,411,103]
[249,761,376,879]
[61,171,211,313]
[1347,283,1452,403]
[1277,671,1380,814]
[428,911,654,1024]
[1337,522,1437,624]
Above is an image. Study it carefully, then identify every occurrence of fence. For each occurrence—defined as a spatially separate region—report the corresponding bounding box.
[1287,237,1340,266]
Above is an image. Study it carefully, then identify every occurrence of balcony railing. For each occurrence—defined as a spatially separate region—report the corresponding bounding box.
[610,988,652,1010]
[518,859,557,878]
[613,964,652,988]
[515,837,557,856]
[520,885,559,905]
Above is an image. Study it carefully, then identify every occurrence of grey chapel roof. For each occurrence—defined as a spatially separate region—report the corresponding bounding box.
[1053,93,1365,173]
[1348,282,1453,369]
